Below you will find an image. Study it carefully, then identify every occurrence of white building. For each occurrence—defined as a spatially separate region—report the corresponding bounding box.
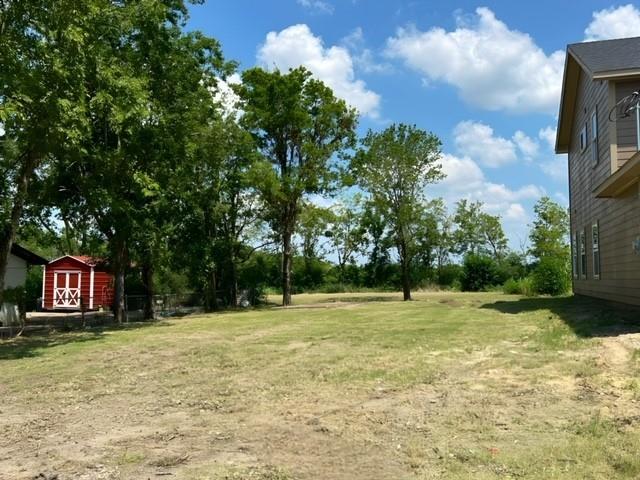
[2,244,47,326]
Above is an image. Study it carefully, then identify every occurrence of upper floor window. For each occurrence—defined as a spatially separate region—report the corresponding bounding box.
[591,108,599,165]
[580,124,588,151]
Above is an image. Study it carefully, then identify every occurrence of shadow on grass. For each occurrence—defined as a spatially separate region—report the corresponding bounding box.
[0,321,170,361]
[482,295,640,338]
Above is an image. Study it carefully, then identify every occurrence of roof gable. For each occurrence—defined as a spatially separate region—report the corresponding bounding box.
[48,255,107,268]
[10,244,48,265]
[568,37,640,78]
[556,37,640,154]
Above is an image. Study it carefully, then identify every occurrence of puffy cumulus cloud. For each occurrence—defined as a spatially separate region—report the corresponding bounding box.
[438,153,485,190]
[297,0,334,14]
[435,153,543,216]
[453,121,517,168]
[538,126,557,150]
[504,203,527,222]
[513,130,539,159]
[385,7,564,114]
[584,4,640,41]
[258,24,381,118]
[433,153,544,247]
[212,73,242,119]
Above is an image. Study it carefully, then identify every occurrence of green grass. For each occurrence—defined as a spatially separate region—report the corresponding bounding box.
[1,291,640,479]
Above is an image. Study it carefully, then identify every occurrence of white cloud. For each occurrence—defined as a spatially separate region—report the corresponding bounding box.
[513,130,539,159]
[436,154,542,209]
[213,73,242,119]
[342,28,393,74]
[584,4,640,41]
[540,154,568,183]
[505,203,527,222]
[0,123,4,137]
[258,24,381,118]
[297,0,334,14]
[538,126,557,150]
[438,153,485,190]
[385,7,564,114]
[434,153,543,245]
[453,121,517,168]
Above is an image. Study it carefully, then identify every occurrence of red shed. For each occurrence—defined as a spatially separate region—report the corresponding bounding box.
[42,256,114,311]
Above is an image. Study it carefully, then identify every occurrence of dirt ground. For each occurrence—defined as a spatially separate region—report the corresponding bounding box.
[1,292,640,479]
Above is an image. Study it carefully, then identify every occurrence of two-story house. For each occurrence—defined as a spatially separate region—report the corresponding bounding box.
[556,37,640,306]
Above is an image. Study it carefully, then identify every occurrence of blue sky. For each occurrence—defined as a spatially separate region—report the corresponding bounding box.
[187,1,640,249]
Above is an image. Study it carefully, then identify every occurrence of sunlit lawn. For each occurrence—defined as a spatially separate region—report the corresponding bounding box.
[1,291,640,479]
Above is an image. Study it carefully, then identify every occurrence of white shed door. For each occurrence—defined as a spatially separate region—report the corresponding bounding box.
[53,272,82,308]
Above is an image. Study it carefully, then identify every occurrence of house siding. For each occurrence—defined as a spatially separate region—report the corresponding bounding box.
[4,253,27,289]
[569,71,640,305]
[615,80,640,166]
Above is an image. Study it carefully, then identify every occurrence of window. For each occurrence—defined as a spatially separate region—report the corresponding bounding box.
[591,108,599,165]
[592,222,600,279]
[579,229,587,279]
[572,232,578,279]
[580,124,588,151]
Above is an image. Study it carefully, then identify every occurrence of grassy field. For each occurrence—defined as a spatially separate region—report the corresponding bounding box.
[2,292,640,479]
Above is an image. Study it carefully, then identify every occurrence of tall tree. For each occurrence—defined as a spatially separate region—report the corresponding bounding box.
[453,200,507,259]
[50,1,229,322]
[360,201,392,287]
[238,67,357,306]
[172,115,262,310]
[0,0,89,304]
[529,197,570,261]
[352,123,443,300]
[326,201,365,284]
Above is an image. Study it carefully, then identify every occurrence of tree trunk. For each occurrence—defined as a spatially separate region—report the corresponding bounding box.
[112,238,128,324]
[141,255,155,320]
[399,241,412,301]
[0,152,38,306]
[228,255,238,307]
[281,226,293,307]
[204,268,218,312]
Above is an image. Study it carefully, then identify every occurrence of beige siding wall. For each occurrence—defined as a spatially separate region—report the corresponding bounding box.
[569,72,640,306]
[4,253,27,289]
[615,80,640,166]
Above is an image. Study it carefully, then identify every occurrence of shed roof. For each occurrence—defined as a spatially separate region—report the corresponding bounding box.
[48,255,108,268]
[10,244,48,265]
[556,37,640,154]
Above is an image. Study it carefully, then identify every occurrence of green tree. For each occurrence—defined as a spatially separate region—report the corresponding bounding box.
[453,200,508,258]
[171,115,263,310]
[238,67,357,306]
[352,123,443,300]
[529,197,570,260]
[0,0,89,303]
[326,201,365,284]
[49,1,229,321]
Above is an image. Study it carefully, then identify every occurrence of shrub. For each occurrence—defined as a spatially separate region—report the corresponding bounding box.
[503,277,536,296]
[437,263,462,288]
[532,257,571,295]
[461,254,499,291]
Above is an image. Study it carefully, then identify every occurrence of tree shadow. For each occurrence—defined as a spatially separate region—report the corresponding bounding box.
[481,295,640,338]
[0,321,170,361]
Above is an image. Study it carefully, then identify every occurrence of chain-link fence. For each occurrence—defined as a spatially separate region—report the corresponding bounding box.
[125,293,203,320]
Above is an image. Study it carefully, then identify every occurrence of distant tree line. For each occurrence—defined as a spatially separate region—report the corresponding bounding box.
[0,1,571,320]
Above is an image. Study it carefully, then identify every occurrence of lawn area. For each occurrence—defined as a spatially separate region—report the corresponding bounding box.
[2,292,640,479]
